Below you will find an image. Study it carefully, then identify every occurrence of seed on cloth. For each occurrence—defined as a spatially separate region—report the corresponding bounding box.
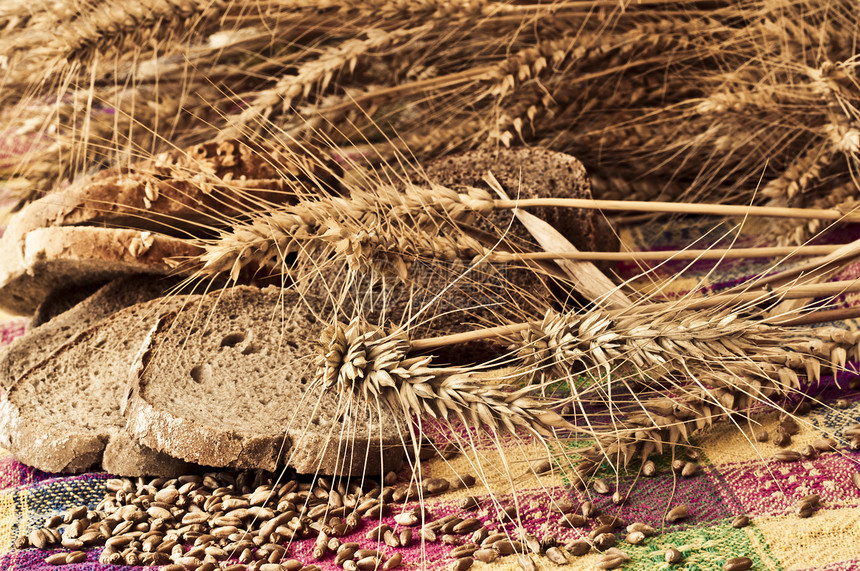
[666,504,689,523]
[665,547,684,564]
[593,478,611,495]
[724,557,753,571]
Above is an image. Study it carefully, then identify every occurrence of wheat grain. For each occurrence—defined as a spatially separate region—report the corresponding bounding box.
[769,179,860,246]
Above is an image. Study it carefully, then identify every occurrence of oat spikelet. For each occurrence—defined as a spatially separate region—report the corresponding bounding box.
[315,318,568,436]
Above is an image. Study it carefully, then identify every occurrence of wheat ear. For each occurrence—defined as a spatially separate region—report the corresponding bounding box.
[514,308,858,387]
[231,25,433,133]
[314,318,569,437]
[195,181,860,284]
[194,183,494,281]
[507,307,860,475]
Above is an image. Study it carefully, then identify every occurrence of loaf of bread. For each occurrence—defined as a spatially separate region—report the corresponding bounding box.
[419,147,615,255]
[0,139,342,315]
[6,139,341,241]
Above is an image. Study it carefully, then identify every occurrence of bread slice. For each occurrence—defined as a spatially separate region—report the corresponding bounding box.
[0,292,194,475]
[0,226,202,315]
[124,285,406,476]
[102,433,193,478]
[0,276,188,390]
[6,139,341,241]
[419,147,617,255]
[29,282,108,329]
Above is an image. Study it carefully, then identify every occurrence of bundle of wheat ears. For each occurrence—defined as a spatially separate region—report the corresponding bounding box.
[3,0,860,527]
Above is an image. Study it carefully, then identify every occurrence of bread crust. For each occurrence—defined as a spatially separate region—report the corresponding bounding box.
[0,138,342,315]
[0,227,202,315]
[6,139,341,242]
[7,176,290,240]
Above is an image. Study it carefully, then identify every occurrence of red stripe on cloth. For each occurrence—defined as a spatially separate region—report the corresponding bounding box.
[0,319,27,347]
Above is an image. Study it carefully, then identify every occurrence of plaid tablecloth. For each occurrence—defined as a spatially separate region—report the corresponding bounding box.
[1,212,860,571]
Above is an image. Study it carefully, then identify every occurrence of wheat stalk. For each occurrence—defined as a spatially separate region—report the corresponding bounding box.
[505,307,860,474]
[486,244,841,263]
[192,173,860,287]
[305,299,860,479]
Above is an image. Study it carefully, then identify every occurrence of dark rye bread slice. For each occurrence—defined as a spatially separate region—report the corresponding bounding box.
[29,282,108,329]
[0,293,194,476]
[417,148,619,308]
[418,147,618,256]
[0,276,186,390]
[0,226,203,315]
[124,285,406,476]
[6,139,342,242]
[318,259,548,365]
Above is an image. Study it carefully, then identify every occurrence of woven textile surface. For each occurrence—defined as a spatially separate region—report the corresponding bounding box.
[1,210,860,571]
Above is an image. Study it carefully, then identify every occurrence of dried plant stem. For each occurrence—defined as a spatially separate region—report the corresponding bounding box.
[493,197,860,224]
[411,323,531,352]
[721,238,860,296]
[411,278,860,352]
[487,244,840,263]
[772,306,860,327]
